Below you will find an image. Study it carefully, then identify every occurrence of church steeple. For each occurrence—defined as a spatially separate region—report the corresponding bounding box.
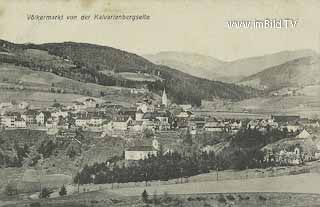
[162,88,168,107]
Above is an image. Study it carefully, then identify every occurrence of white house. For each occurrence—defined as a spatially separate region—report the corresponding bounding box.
[36,111,51,126]
[296,129,311,139]
[125,139,159,161]
[14,117,27,128]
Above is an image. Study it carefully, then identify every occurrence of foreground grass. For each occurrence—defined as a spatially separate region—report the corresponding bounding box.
[4,192,320,207]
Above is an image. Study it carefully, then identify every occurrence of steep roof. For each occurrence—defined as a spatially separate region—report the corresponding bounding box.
[126,146,155,151]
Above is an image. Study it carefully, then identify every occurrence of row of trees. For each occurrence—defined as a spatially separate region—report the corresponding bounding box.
[74,148,264,185]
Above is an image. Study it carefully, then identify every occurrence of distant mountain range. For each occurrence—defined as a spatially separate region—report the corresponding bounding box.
[144,51,225,81]
[144,50,317,85]
[0,39,259,105]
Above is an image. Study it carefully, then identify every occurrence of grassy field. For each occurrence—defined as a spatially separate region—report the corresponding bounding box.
[0,63,136,107]
[226,95,320,118]
[5,192,320,207]
[118,72,162,82]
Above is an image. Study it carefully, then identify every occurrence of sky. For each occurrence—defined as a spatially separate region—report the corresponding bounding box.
[0,0,320,61]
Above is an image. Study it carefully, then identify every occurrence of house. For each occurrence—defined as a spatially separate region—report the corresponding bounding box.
[281,125,301,133]
[261,138,317,165]
[296,129,311,139]
[1,112,17,128]
[0,112,28,128]
[137,102,154,113]
[188,117,206,129]
[125,146,157,161]
[129,120,144,132]
[21,110,38,125]
[110,116,132,131]
[135,109,144,121]
[204,122,225,132]
[73,101,86,111]
[271,115,300,124]
[36,111,51,125]
[130,88,148,94]
[51,110,69,119]
[84,98,97,108]
[74,114,104,128]
[118,108,136,120]
[75,116,90,127]
[125,139,159,161]
[45,118,58,129]
[14,117,26,128]
[179,104,192,112]
[175,111,192,129]
[18,101,29,110]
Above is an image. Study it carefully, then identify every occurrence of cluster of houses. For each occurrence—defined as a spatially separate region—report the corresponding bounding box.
[1,89,320,166]
[0,92,319,137]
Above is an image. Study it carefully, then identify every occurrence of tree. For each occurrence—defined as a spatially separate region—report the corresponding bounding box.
[39,187,50,199]
[141,189,149,203]
[183,129,193,145]
[59,185,67,196]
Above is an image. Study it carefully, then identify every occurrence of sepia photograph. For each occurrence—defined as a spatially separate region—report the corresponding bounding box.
[1,0,320,206]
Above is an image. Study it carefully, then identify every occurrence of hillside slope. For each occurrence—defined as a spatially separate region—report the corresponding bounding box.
[144,51,225,80]
[145,50,316,83]
[239,56,320,90]
[0,39,259,105]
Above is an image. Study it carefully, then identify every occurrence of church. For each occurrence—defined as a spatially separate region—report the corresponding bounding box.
[162,88,168,107]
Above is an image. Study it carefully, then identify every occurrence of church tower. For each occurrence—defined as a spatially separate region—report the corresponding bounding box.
[162,88,168,107]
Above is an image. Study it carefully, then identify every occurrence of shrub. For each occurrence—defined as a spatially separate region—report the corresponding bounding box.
[29,202,41,207]
[39,187,50,199]
[239,195,250,200]
[226,195,235,201]
[142,189,149,203]
[217,195,227,203]
[258,195,267,201]
[59,185,67,196]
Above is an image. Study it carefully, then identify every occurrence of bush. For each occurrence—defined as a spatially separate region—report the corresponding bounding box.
[30,202,41,207]
[226,195,235,201]
[59,185,67,196]
[142,189,149,203]
[239,195,250,200]
[258,195,267,201]
[217,195,227,203]
[39,187,50,199]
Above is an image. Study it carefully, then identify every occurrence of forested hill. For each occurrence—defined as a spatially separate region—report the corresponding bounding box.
[0,39,260,105]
